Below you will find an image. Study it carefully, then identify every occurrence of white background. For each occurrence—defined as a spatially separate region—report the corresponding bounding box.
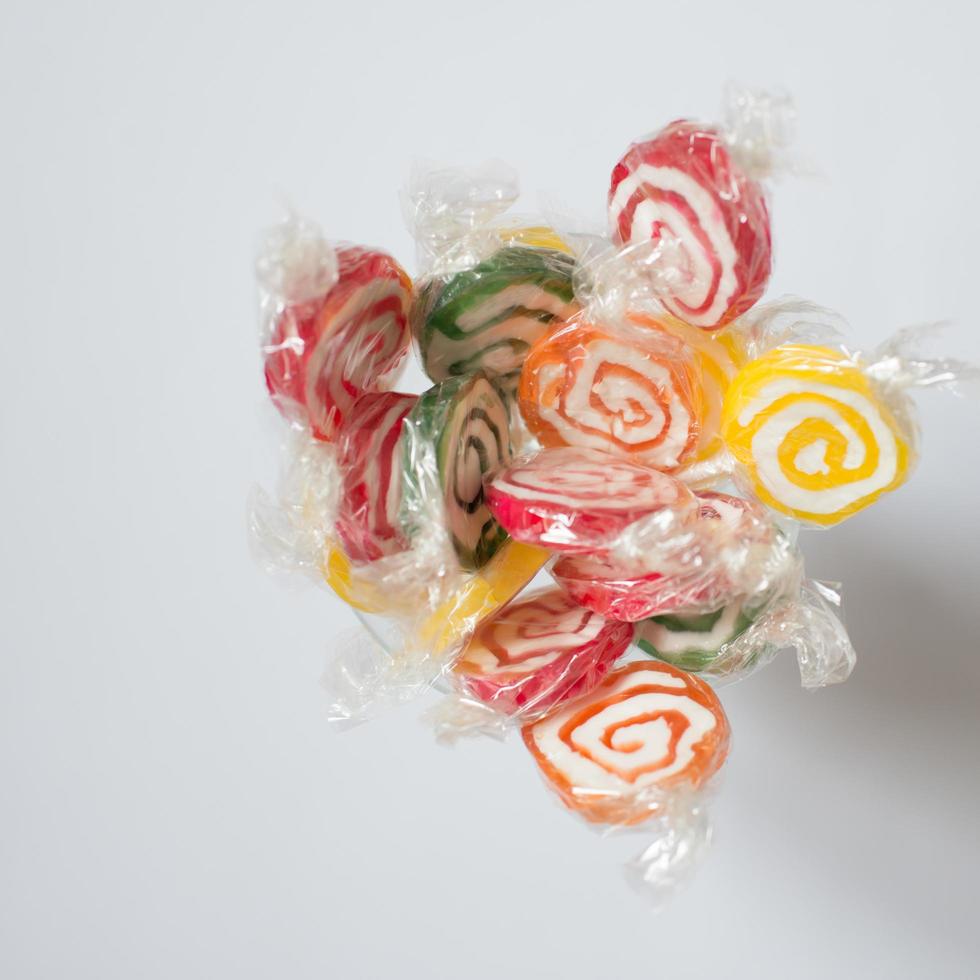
[2,1,979,977]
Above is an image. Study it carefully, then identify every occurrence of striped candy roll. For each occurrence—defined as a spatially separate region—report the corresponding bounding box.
[635,602,755,672]
[721,345,912,526]
[264,246,412,441]
[413,245,579,386]
[608,121,772,330]
[402,371,513,571]
[453,589,633,718]
[519,321,702,471]
[523,660,730,825]
[334,392,418,563]
[629,312,746,461]
[487,447,696,554]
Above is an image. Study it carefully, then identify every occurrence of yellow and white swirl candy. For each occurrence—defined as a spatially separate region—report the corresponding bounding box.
[721,345,912,526]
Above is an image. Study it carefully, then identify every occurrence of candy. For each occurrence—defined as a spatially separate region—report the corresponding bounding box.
[487,447,695,554]
[453,589,633,717]
[551,552,702,622]
[635,602,755,672]
[608,121,771,330]
[721,345,912,526]
[413,245,579,385]
[264,246,412,440]
[402,372,514,570]
[519,321,702,470]
[523,660,730,825]
[629,312,745,461]
[334,392,417,562]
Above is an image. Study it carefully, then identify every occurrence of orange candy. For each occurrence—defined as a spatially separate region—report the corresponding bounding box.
[519,321,703,471]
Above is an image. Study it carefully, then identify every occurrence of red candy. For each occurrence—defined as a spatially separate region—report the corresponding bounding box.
[264,246,411,440]
[551,552,706,623]
[608,121,771,330]
[453,589,633,717]
[487,447,695,555]
[334,391,417,563]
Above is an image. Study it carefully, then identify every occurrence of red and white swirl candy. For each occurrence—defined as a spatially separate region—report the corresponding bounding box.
[264,246,412,441]
[487,447,696,554]
[334,391,417,563]
[608,120,771,330]
[453,589,633,718]
[523,660,730,825]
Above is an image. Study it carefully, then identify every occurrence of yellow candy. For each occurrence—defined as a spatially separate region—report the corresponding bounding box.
[497,225,573,254]
[321,539,549,654]
[721,345,912,526]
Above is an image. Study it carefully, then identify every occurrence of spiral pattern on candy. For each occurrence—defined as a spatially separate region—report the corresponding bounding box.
[523,660,730,825]
[413,246,579,385]
[402,372,513,570]
[519,322,702,471]
[608,121,771,330]
[454,589,633,717]
[334,392,417,563]
[487,447,695,554]
[721,345,912,526]
[264,246,412,440]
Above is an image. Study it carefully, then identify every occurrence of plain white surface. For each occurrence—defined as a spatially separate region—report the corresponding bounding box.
[2,1,979,977]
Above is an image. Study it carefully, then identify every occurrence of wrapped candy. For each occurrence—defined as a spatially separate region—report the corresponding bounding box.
[413,244,579,385]
[259,219,412,441]
[721,343,912,526]
[452,588,633,719]
[401,371,514,570]
[606,89,792,330]
[518,320,703,471]
[487,446,696,554]
[523,660,730,826]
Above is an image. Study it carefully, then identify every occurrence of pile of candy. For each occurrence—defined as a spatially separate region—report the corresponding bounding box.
[251,91,970,899]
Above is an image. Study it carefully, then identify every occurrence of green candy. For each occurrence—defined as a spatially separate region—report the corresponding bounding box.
[635,602,756,672]
[401,372,513,570]
[413,246,578,385]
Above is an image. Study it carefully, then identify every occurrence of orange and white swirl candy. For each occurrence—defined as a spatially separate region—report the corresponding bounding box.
[523,660,730,825]
[721,345,912,526]
[519,321,702,471]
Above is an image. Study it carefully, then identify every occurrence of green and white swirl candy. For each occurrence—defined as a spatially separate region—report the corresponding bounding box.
[635,602,756,673]
[402,372,513,570]
[413,246,579,385]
